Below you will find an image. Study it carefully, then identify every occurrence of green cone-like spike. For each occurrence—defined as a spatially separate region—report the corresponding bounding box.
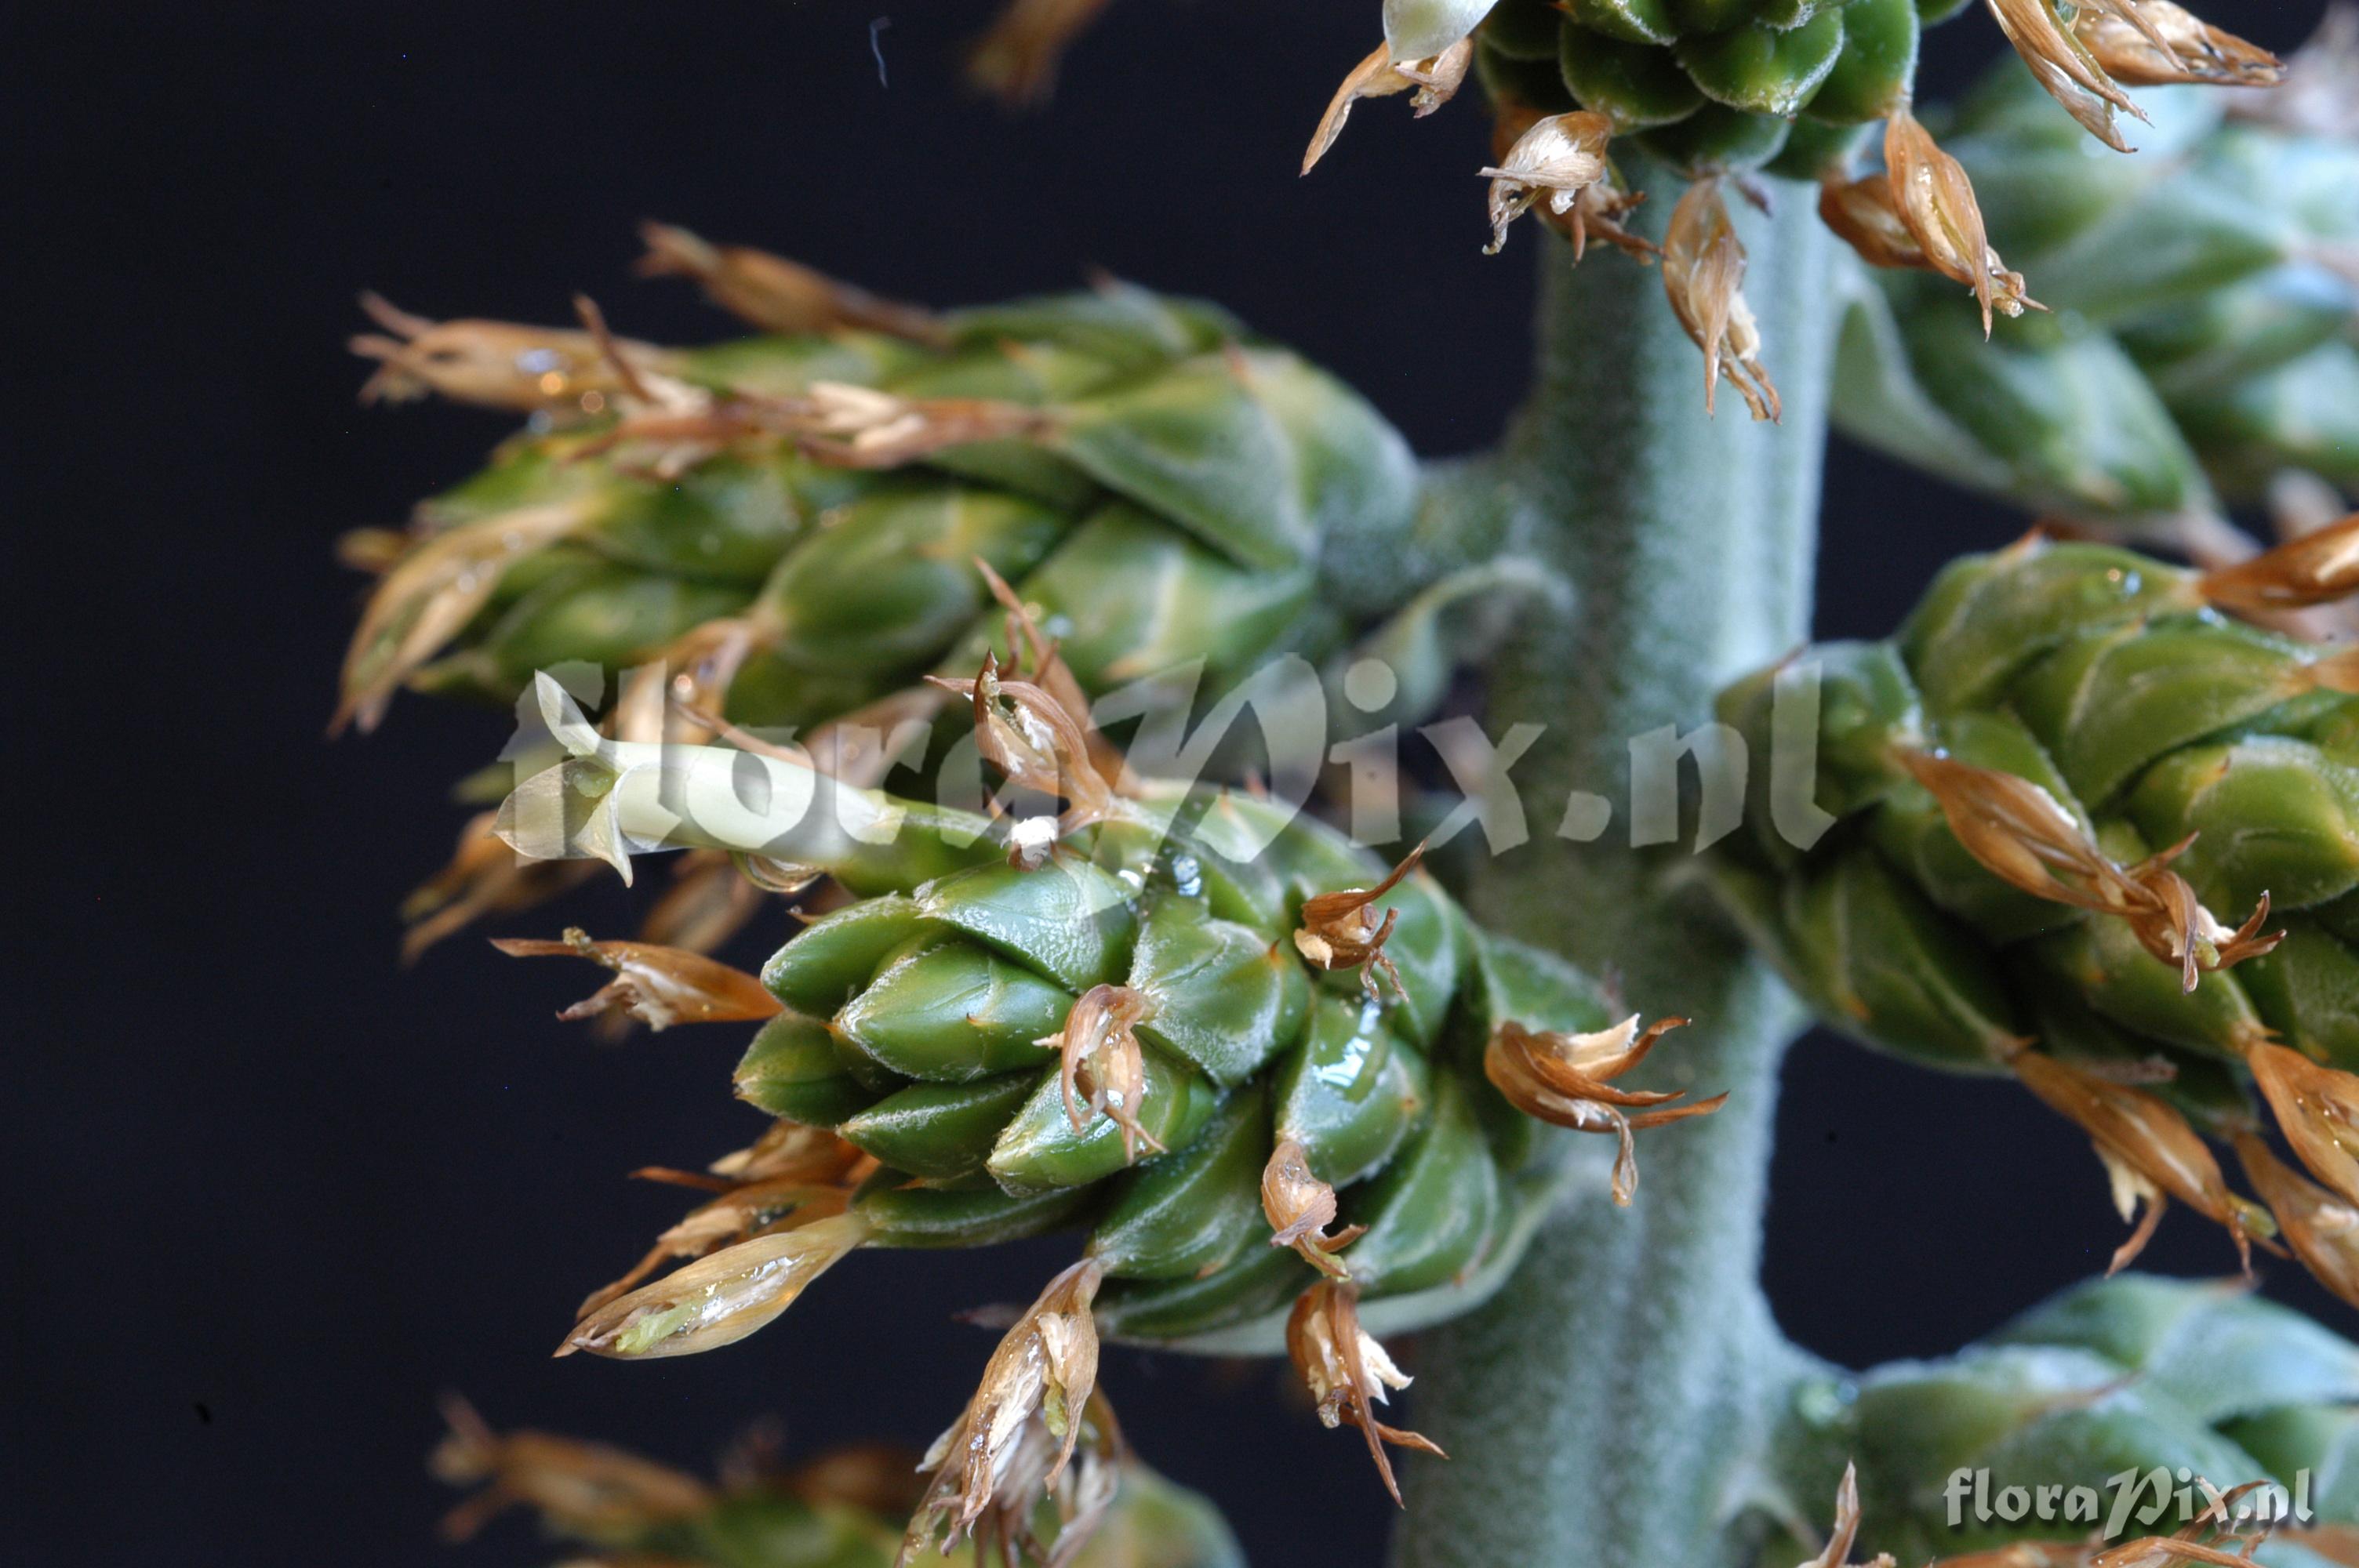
[1768,1275,2359,1563]
[1833,55,2359,531]
[1088,1085,1272,1280]
[1273,994,1435,1186]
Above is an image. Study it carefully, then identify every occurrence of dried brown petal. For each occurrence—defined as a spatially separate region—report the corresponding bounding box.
[900,1260,1106,1564]
[967,0,1113,107]
[1293,843,1427,1001]
[1479,111,1616,256]
[637,221,945,343]
[704,1119,870,1186]
[430,1396,713,1541]
[1485,1016,1721,1205]
[1983,0,2149,151]
[1664,180,1780,423]
[2196,510,2359,612]
[492,927,783,1032]
[2074,0,2283,86]
[578,1179,851,1319]
[350,294,667,412]
[1261,1137,1366,1277]
[1285,1278,1443,1505]
[1036,985,1165,1163]
[1819,173,1932,272]
[1302,35,1472,175]
[2246,1041,2359,1207]
[2234,1132,2359,1311]
[1802,1463,1900,1568]
[1884,105,2042,336]
[560,1212,871,1359]
[2012,1050,2269,1271]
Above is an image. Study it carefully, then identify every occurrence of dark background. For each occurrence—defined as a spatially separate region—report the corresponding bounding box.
[10,1,2337,1563]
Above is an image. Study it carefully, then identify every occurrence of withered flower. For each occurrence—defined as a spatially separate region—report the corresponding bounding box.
[2011,1049,2271,1272]
[333,502,594,735]
[491,927,783,1033]
[1819,171,1933,272]
[430,1396,713,1542]
[637,221,946,342]
[1801,1463,1899,1568]
[1882,105,2041,336]
[1896,750,2281,993]
[2234,1131,2359,1311]
[1261,1136,1365,1277]
[1484,1015,1721,1205]
[350,293,666,412]
[929,649,1126,843]
[900,1259,1107,1565]
[398,809,598,961]
[968,0,1114,107]
[1292,842,1427,1001]
[703,1117,871,1186]
[1302,36,1475,175]
[1982,0,2148,152]
[560,1211,871,1359]
[2245,1040,2359,1207]
[1479,111,1615,256]
[1036,985,1165,1163]
[1286,1277,1444,1505]
[2073,0,2283,87]
[1664,179,1780,423]
[1488,103,1657,262]
[783,380,1053,468]
[2084,1481,2279,1566]
[578,1176,856,1319]
[2194,508,2359,613]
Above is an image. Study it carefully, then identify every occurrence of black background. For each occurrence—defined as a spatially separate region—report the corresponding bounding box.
[9,1,2339,1563]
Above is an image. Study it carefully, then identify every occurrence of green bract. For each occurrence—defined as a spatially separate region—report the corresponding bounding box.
[1761,1276,2359,1563]
[1475,0,1943,176]
[1833,60,2359,533]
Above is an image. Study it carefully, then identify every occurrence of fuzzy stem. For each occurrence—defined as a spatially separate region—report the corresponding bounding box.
[1391,172,1839,1567]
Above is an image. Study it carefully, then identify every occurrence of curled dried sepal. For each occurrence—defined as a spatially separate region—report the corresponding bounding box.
[399,810,598,962]
[1883,106,2042,337]
[430,1396,713,1542]
[2073,0,2283,87]
[1485,1016,1722,1205]
[491,927,782,1032]
[1896,750,2282,993]
[1983,0,2149,153]
[637,221,945,343]
[1801,1463,1900,1568]
[349,294,663,412]
[1664,180,1780,423]
[929,651,1125,840]
[1285,1278,1443,1506]
[2245,1041,2359,1208]
[558,1211,871,1359]
[2234,1132,2359,1311]
[2011,1050,2270,1272]
[900,1259,1107,1566]
[1301,37,1474,175]
[1293,843,1427,1002]
[968,0,1113,107]
[1479,112,1615,256]
[2195,510,2359,613]
[1262,1137,1365,1278]
[1037,985,1165,1163]
[333,503,593,735]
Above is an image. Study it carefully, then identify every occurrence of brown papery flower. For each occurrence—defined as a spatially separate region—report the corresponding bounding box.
[638,221,947,343]
[1036,985,1165,1163]
[1287,1277,1444,1504]
[2074,0,2283,87]
[399,809,599,960]
[2234,1132,2359,1311]
[1983,0,2148,151]
[1896,750,2281,993]
[1302,36,1474,175]
[929,649,1126,848]
[1479,111,1615,256]
[2245,1040,2359,1207]
[1261,1136,1365,1277]
[430,1396,713,1542]
[2012,1049,2271,1272]
[560,1212,873,1359]
[2195,508,2359,612]
[491,927,782,1033]
[1484,1015,1722,1205]
[1293,842,1427,1002]
[1883,105,2041,336]
[349,293,667,412]
[900,1259,1107,1565]
[1664,179,1780,422]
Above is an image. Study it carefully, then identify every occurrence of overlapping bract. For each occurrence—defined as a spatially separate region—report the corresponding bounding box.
[1715,529,2359,1296]
[1757,1276,2359,1564]
[1832,32,2359,543]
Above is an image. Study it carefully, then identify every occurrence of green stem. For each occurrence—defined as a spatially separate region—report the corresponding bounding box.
[1392,171,1839,1567]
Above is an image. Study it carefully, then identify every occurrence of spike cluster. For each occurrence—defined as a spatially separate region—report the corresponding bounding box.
[1715,525,2359,1301]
